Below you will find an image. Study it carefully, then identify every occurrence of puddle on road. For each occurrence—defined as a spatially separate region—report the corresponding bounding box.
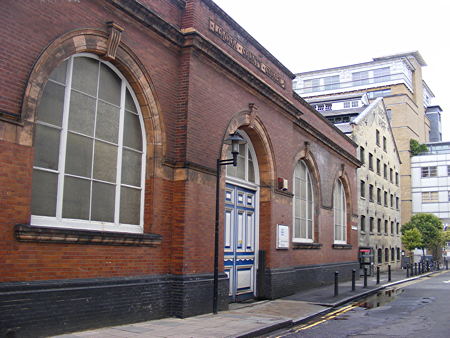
[357,288,404,309]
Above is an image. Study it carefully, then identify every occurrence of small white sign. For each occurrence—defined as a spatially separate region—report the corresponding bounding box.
[276,224,289,249]
[351,226,358,231]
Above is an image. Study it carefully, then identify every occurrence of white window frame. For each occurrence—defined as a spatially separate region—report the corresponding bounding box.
[334,179,346,244]
[422,191,438,203]
[292,160,314,243]
[31,54,146,233]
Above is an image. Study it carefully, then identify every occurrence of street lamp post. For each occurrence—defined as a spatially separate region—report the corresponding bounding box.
[213,132,246,314]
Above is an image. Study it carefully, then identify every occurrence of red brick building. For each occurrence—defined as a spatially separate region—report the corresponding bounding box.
[0,0,360,335]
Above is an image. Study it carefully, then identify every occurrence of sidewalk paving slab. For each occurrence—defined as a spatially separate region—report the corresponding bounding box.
[52,269,446,338]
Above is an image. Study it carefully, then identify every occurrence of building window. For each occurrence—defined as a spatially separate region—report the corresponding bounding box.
[395,172,399,186]
[31,55,146,233]
[361,215,366,232]
[448,191,450,202]
[367,89,391,99]
[293,161,314,242]
[385,248,389,262]
[422,191,438,203]
[374,67,391,83]
[377,218,381,233]
[384,220,388,234]
[334,179,346,243]
[360,146,365,164]
[421,166,437,178]
[303,78,321,93]
[325,103,332,111]
[227,135,257,183]
[396,196,399,210]
[352,70,369,86]
[391,221,394,235]
[369,153,374,171]
[448,166,450,176]
[351,100,359,107]
[390,168,393,183]
[377,188,381,204]
[360,180,366,198]
[384,164,387,179]
[376,130,380,146]
[376,159,381,175]
[324,75,340,90]
[383,136,387,152]
[378,248,382,263]
[391,247,395,261]
[343,101,351,108]
[397,247,401,260]
[387,109,392,120]
[396,222,400,234]
[370,217,374,233]
[369,184,374,202]
[390,194,394,208]
[384,191,388,206]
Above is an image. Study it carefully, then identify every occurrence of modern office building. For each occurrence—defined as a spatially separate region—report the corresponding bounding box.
[294,51,433,224]
[426,105,444,142]
[411,141,450,229]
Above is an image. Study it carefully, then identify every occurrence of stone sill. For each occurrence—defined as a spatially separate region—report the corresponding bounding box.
[332,243,352,250]
[15,224,162,247]
[292,242,322,250]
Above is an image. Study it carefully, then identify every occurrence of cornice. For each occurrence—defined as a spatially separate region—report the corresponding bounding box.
[184,30,303,120]
[107,0,185,47]
[294,118,361,167]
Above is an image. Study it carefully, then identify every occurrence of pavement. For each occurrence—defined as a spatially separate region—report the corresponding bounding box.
[53,268,442,338]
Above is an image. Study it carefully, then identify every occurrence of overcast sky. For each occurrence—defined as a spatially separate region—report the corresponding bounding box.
[213,0,450,141]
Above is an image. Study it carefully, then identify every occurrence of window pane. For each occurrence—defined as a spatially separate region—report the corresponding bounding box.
[49,60,68,84]
[300,219,306,238]
[236,154,245,179]
[121,149,141,187]
[125,89,137,113]
[68,90,96,136]
[96,101,120,143]
[72,57,99,97]
[31,170,57,216]
[93,140,117,183]
[37,81,65,127]
[91,181,115,222]
[120,186,140,225]
[248,151,255,183]
[123,111,142,150]
[307,220,313,239]
[99,63,121,106]
[65,132,93,178]
[34,124,60,170]
[294,218,300,238]
[62,176,90,220]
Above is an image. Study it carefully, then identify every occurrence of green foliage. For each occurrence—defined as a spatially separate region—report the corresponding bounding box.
[410,139,428,156]
[401,213,444,254]
[402,228,423,252]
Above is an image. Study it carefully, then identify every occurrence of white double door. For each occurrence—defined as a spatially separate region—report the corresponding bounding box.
[224,183,257,302]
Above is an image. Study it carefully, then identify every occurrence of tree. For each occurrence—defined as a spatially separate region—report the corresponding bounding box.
[410,139,428,156]
[402,213,444,260]
[402,228,423,258]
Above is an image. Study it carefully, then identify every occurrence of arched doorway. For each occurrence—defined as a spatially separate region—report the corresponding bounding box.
[224,130,260,302]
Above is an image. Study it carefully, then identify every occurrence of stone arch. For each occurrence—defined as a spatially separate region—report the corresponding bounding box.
[293,143,322,241]
[331,165,354,242]
[21,28,165,176]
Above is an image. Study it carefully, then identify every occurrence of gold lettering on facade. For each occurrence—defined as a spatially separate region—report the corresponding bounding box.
[209,19,286,89]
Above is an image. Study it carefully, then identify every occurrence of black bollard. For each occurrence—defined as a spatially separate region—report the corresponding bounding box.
[376,266,380,284]
[388,265,391,282]
[334,271,339,297]
[426,260,429,272]
[352,269,356,291]
[364,267,368,288]
[406,264,410,277]
[414,263,418,275]
[446,260,448,270]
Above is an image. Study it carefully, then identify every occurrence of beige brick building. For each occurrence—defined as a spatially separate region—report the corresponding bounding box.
[294,51,433,224]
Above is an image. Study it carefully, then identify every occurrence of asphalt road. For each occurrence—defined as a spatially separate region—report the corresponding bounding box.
[270,270,450,338]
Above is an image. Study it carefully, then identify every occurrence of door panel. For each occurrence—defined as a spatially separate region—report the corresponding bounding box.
[224,183,257,301]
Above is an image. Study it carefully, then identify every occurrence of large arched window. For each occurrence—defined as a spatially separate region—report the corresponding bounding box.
[31,54,145,233]
[293,161,314,242]
[226,132,257,184]
[333,179,346,243]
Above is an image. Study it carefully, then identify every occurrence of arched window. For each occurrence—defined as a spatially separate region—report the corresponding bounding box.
[31,54,145,233]
[385,248,389,262]
[377,248,382,263]
[293,160,314,242]
[391,248,395,261]
[397,247,401,260]
[226,132,257,184]
[333,179,346,243]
